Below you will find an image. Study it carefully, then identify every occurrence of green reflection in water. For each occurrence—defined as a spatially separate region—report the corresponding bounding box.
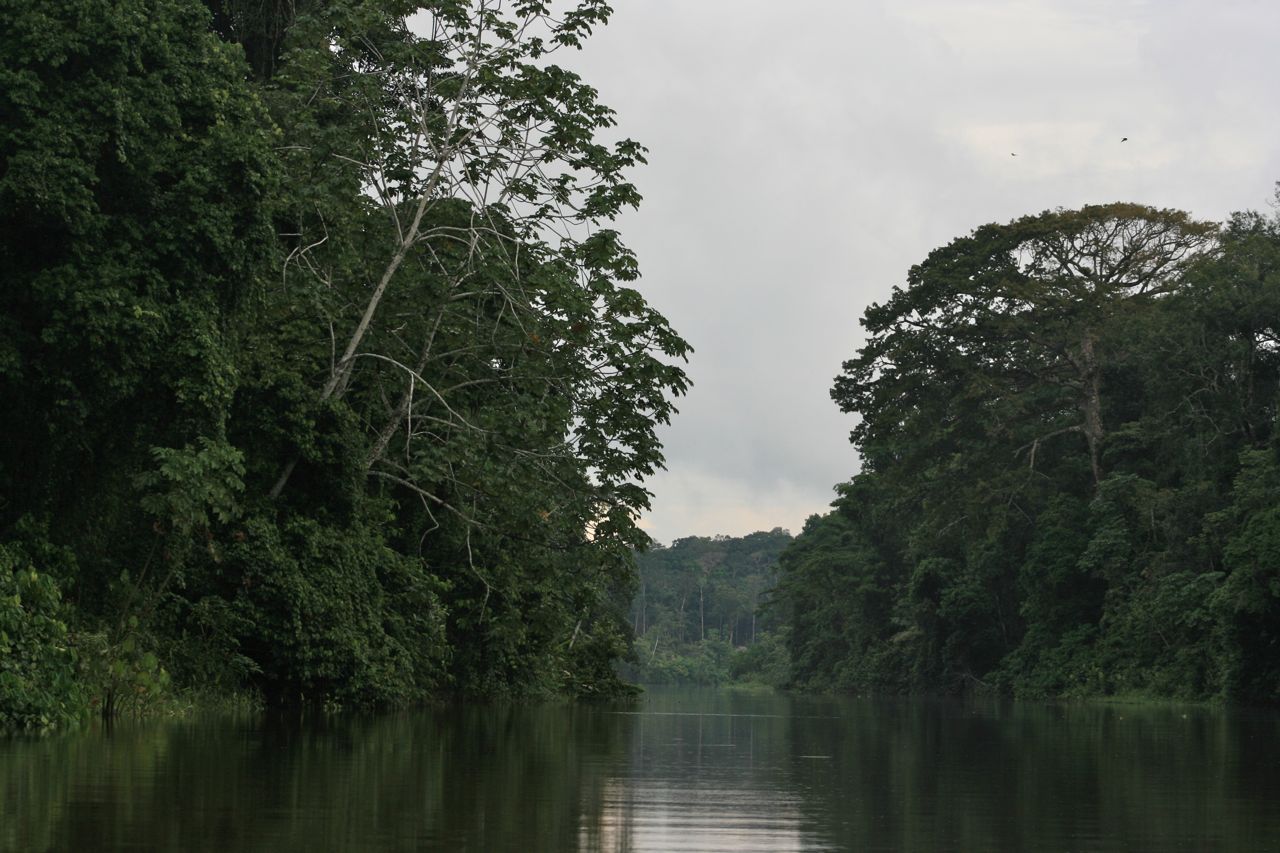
[3,690,1279,852]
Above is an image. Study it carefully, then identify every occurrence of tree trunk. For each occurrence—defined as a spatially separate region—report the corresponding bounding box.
[699,584,705,641]
[1079,329,1105,487]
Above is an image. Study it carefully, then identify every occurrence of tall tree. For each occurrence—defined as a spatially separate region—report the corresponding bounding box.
[210,0,690,698]
[835,204,1217,488]
[0,0,277,596]
[777,199,1280,700]
[1,0,690,718]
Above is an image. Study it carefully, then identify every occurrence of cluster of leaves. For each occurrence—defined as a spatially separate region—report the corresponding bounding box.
[1,0,687,723]
[0,544,86,731]
[625,530,792,686]
[776,202,1280,701]
[0,0,276,725]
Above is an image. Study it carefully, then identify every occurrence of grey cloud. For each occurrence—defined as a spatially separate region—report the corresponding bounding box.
[572,0,1280,544]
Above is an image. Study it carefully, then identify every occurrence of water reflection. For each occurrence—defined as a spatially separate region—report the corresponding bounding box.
[2,689,1279,852]
[590,696,826,852]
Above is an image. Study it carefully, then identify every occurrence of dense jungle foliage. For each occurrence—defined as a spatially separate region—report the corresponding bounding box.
[623,530,791,685]
[0,0,688,729]
[775,200,1280,702]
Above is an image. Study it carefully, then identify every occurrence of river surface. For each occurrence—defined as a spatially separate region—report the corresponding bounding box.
[3,687,1279,852]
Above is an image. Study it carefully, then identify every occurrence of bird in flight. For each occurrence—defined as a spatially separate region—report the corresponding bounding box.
[1011,152,1017,157]
[1121,137,1128,142]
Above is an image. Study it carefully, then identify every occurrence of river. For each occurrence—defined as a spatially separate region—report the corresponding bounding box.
[3,687,1279,851]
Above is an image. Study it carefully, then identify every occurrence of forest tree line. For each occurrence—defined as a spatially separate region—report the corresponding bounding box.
[773,200,1280,702]
[623,530,790,685]
[0,0,688,729]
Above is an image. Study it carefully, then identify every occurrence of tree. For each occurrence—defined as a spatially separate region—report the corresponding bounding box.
[210,0,690,697]
[627,530,793,685]
[778,198,1280,700]
[246,1,685,504]
[774,506,898,690]
[1,0,690,715]
[0,0,284,720]
[835,203,1217,488]
[0,0,277,618]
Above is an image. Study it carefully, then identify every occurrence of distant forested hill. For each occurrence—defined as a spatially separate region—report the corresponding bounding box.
[773,201,1280,702]
[623,530,792,685]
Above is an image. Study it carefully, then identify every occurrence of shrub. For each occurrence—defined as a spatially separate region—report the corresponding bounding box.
[0,544,87,730]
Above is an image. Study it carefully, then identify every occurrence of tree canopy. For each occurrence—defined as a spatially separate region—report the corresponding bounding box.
[626,530,792,686]
[778,200,1280,701]
[0,0,688,728]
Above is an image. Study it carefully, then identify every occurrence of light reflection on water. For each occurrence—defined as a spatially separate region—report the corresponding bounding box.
[586,704,828,853]
[3,687,1280,852]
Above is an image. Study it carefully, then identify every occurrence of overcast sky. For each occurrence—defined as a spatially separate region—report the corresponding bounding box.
[568,0,1280,545]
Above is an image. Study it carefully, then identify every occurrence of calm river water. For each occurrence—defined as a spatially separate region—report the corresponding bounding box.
[3,687,1279,852]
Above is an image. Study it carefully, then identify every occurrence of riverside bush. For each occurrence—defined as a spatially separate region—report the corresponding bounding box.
[0,544,87,731]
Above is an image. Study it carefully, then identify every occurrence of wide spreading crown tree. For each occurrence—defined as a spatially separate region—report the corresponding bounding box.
[835,203,1217,488]
[776,200,1280,698]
